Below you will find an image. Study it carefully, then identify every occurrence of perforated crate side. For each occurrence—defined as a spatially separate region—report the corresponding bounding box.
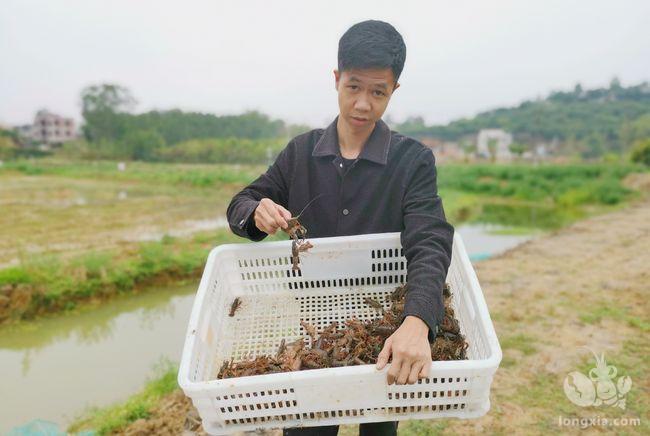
[179,232,502,435]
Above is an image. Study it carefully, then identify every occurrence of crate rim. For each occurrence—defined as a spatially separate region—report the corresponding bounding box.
[178,231,502,395]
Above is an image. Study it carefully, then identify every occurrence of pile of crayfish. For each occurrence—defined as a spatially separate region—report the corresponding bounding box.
[218,283,468,379]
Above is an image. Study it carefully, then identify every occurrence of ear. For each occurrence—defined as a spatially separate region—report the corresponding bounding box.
[334,69,340,90]
[393,82,400,93]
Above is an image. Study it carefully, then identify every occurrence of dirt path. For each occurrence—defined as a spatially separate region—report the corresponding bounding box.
[425,199,649,435]
[119,200,650,435]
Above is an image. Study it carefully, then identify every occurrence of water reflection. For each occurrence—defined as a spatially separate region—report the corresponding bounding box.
[456,201,584,230]
[0,283,197,433]
[456,224,533,261]
[0,284,193,354]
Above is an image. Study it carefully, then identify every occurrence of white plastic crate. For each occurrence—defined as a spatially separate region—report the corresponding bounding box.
[178,232,501,435]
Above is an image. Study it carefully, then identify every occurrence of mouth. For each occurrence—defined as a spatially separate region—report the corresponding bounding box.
[350,116,369,125]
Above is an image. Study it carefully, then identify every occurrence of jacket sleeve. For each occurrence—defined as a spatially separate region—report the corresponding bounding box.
[226,141,294,241]
[400,147,454,343]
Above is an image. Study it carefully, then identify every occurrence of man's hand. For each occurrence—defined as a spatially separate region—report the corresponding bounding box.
[254,198,292,235]
[376,315,432,384]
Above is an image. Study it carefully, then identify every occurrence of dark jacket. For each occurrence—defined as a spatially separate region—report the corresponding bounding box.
[226,116,454,341]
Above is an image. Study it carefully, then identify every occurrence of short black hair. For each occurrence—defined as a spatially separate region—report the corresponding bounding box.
[338,20,406,83]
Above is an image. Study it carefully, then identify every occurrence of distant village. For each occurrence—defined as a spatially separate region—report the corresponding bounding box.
[11,109,79,149]
[8,109,551,163]
[419,129,552,163]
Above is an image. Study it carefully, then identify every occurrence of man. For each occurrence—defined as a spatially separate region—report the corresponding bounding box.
[227,20,454,436]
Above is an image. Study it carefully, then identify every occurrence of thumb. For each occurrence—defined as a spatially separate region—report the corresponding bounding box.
[376,338,392,370]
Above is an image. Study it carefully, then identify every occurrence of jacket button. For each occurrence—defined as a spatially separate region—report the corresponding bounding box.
[342,209,349,216]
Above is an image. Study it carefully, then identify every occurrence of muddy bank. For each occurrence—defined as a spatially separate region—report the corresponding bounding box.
[0,266,202,324]
[0,228,244,325]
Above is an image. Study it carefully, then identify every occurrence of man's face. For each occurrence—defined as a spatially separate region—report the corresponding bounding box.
[334,68,399,131]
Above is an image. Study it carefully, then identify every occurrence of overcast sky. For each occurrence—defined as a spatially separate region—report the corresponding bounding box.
[1,0,649,127]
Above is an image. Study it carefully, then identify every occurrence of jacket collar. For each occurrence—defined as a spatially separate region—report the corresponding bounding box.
[312,116,391,165]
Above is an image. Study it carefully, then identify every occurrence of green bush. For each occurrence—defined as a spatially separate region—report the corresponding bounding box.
[0,267,32,285]
[155,137,285,164]
[438,164,640,206]
[630,138,650,166]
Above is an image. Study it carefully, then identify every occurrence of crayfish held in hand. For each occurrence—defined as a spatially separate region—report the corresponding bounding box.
[282,195,325,271]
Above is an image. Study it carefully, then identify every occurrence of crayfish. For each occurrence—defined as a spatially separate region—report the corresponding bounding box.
[283,195,325,272]
[216,282,468,379]
[228,297,242,317]
[286,215,311,271]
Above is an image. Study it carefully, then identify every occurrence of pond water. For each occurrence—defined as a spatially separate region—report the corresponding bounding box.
[0,284,196,434]
[0,224,532,433]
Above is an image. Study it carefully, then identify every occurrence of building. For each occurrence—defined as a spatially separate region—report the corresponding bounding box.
[17,109,77,146]
[476,129,513,161]
[420,137,466,163]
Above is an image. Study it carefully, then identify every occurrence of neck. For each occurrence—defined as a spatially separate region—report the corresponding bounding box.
[337,116,375,159]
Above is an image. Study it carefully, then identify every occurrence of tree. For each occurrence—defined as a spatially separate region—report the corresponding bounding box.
[119,129,165,160]
[573,83,583,95]
[609,76,622,91]
[0,135,17,159]
[81,84,137,114]
[630,138,650,166]
[508,142,528,158]
[579,132,606,159]
[619,114,650,149]
[394,81,650,155]
[80,84,137,142]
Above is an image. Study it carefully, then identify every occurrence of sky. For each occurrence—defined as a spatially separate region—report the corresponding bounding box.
[1,0,649,128]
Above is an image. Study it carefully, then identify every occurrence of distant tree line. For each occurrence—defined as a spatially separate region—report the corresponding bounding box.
[76,84,309,162]
[395,79,650,158]
[9,80,649,164]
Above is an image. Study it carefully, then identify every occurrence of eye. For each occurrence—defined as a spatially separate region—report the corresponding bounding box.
[348,85,359,90]
[373,90,386,97]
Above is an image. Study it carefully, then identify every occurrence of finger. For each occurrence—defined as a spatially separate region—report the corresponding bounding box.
[261,202,286,230]
[271,205,288,229]
[256,209,275,234]
[278,205,292,221]
[256,209,277,234]
[376,338,392,370]
[408,361,424,384]
[256,219,273,235]
[387,356,402,385]
[396,358,412,385]
[419,361,431,379]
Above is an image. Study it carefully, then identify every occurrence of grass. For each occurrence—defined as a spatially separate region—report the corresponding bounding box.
[0,159,646,321]
[500,333,538,356]
[578,305,650,332]
[0,229,243,322]
[68,361,179,435]
[7,159,641,204]
[487,226,542,236]
[0,158,265,187]
[499,333,538,369]
[339,419,448,435]
[1,159,647,322]
[438,163,645,207]
[544,337,650,434]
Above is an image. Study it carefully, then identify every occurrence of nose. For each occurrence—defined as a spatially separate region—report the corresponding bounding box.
[354,94,371,112]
